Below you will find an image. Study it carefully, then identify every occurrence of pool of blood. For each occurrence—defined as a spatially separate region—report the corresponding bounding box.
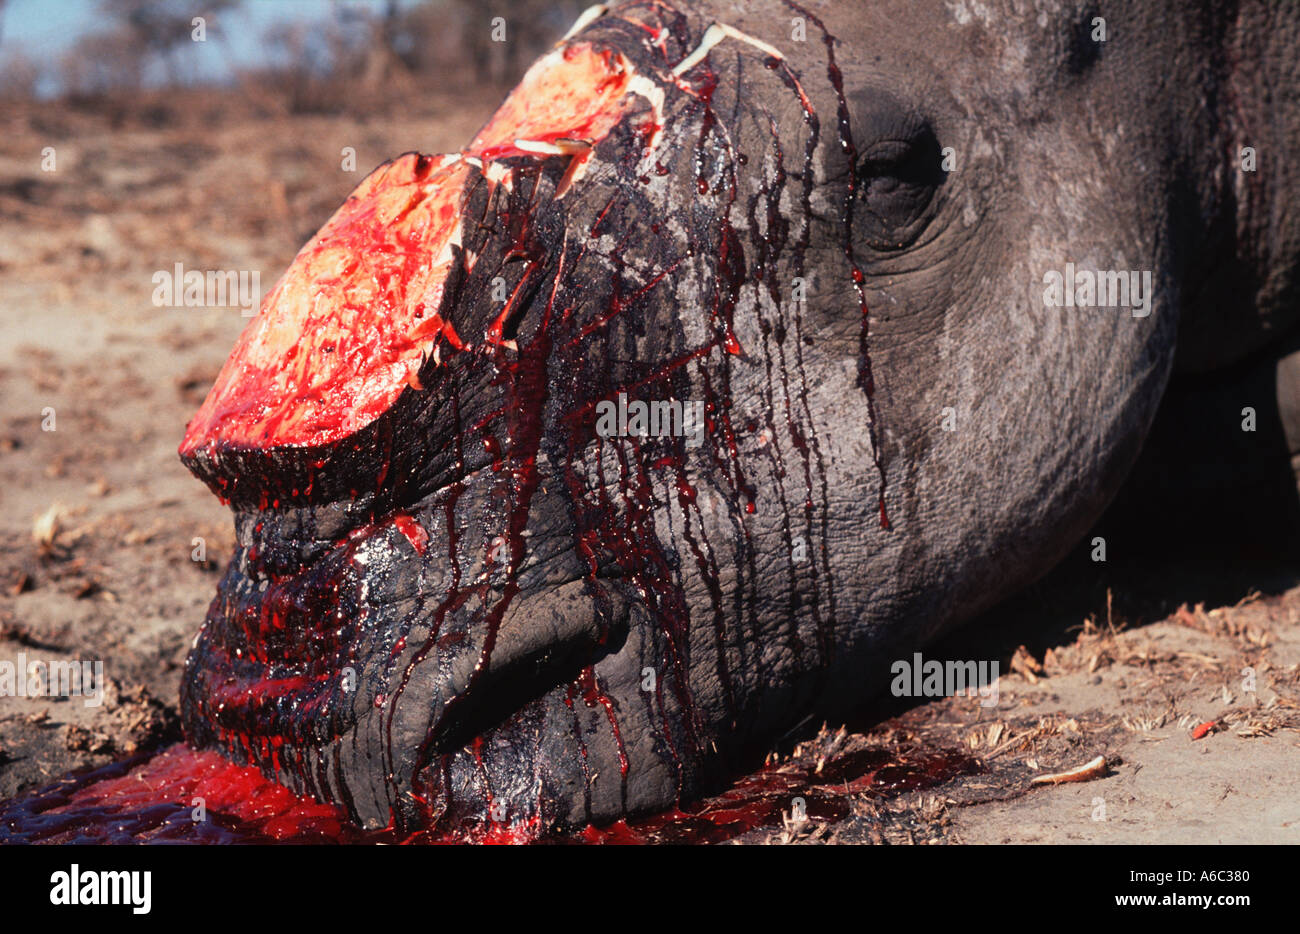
[0,742,980,845]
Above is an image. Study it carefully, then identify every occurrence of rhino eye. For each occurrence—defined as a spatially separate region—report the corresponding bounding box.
[854,127,944,250]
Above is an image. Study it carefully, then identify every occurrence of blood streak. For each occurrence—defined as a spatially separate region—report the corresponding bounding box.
[782,0,890,530]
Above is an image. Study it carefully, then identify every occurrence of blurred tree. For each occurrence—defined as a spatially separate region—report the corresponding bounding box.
[353,0,413,93]
[61,29,144,95]
[51,0,242,96]
[0,49,40,99]
[452,0,586,84]
[103,0,241,84]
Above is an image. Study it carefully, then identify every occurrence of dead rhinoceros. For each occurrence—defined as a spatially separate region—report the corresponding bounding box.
[58,0,1300,839]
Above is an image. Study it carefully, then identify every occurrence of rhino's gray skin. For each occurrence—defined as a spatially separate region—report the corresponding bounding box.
[181,0,1300,835]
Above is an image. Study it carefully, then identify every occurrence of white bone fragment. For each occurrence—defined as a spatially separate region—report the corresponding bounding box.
[673,21,784,77]
[561,4,608,42]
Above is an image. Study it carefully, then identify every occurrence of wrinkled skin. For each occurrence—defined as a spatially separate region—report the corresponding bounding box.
[178,0,1300,834]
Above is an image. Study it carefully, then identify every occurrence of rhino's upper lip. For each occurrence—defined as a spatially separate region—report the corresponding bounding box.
[234,454,499,581]
[224,453,620,683]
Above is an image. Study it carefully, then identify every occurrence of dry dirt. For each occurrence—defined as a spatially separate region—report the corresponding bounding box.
[1,94,1297,844]
[738,592,1300,844]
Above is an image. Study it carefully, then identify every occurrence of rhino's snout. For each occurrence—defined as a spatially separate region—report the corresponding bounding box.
[178,9,779,833]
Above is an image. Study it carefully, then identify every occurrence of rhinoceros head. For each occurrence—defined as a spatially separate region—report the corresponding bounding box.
[179,0,1182,835]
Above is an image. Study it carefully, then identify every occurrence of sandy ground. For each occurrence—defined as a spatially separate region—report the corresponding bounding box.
[744,592,1300,845]
[1,94,1297,843]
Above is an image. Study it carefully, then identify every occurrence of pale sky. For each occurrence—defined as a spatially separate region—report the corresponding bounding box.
[1,0,424,93]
